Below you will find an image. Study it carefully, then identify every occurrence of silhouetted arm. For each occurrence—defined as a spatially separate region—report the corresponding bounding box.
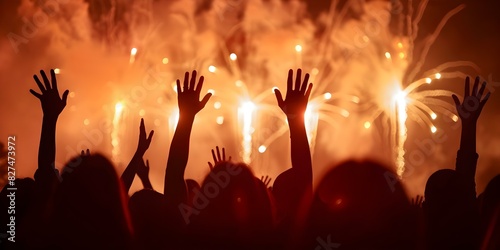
[164,71,211,203]
[274,69,313,184]
[137,159,153,190]
[121,118,154,193]
[30,69,69,184]
[452,76,490,190]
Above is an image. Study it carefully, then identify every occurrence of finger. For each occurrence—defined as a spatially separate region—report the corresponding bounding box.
[140,118,145,136]
[183,71,189,91]
[190,70,197,90]
[464,77,470,97]
[81,150,84,156]
[61,90,69,104]
[176,79,181,93]
[301,73,310,93]
[200,93,212,109]
[228,156,232,161]
[211,149,217,163]
[480,92,491,109]
[216,146,221,162]
[305,83,313,99]
[29,89,42,99]
[295,68,302,91]
[208,162,213,170]
[40,70,51,90]
[472,76,480,96]
[287,69,293,93]
[260,176,264,181]
[50,69,58,92]
[274,89,284,107]
[478,82,486,98]
[147,130,154,143]
[452,94,461,108]
[86,149,90,156]
[195,76,204,94]
[222,148,226,161]
[33,75,46,92]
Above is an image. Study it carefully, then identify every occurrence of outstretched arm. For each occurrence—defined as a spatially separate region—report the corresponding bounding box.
[452,76,490,188]
[30,69,69,183]
[121,118,154,193]
[137,159,153,190]
[164,71,211,203]
[274,69,313,182]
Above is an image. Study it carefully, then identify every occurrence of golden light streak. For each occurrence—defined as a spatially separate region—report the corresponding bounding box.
[112,102,124,163]
[129,48,137,64]
[238,101,256,163]
[395,90,407,177]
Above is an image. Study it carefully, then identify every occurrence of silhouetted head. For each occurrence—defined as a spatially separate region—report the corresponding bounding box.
[424,169,479,249]
[305,160,414,249]
[424,169,473,217]
[187,161,273,248]
[129,189,182,249]
[55,153,133,249]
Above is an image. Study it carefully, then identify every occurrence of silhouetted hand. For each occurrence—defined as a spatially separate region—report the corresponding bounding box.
[260,175,272,189]
[411,195,424,208]
[452,76,490,125]
[137,159,150,181]
[30,69,69,119]
[274,69,313,119]
[80,149,90,157]
[176,70,212,117]
[136,118,154,156]
[208,146,231,170]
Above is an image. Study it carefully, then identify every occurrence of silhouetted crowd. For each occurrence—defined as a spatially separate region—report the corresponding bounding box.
[1,69,499,249]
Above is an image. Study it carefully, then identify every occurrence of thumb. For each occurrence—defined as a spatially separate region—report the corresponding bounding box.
[274,89,284,107]
[62,90,69,104]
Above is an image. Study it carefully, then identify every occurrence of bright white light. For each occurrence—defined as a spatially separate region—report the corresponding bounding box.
[235,80,243,87]
[131,48,137,56]
[385,52,391,59]
[324,92,332,100]
[431,126,437,133]
[208,65,217,72]
[258,145,267,153]
[452,115,459,122]
[430,112,437,120]
[162,58,169,64]
[214,101,222,109]
[54,68,60,74]
[230,53,237,61]
[435,73,441,79]
[397,42,403,48]
[216,116,224,125]
[399,52,405,59]
[364,121,371,129]
[425,78,432,84]
[208,89,215,95]
[295,44,302,52]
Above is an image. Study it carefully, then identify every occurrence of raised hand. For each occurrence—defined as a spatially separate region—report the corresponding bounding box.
[207,146,231,170]
[260,175,272,188]
[274,69,313,119]
[30,69,69,118]
[452,76,490,125]
[80,149,90,157]
[176,70,212,117]
[121,119,154,192]
[136,118,154,156]
[137,159,153,190]
[411,195,424,208]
